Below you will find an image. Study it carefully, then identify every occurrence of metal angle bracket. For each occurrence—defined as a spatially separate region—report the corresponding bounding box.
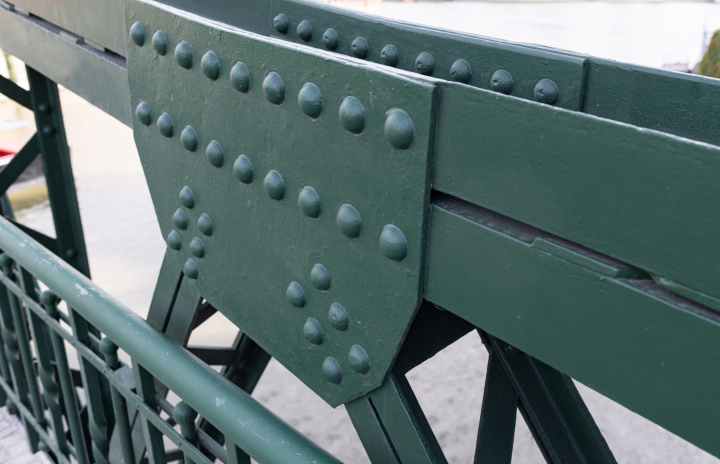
[125,0,435,406]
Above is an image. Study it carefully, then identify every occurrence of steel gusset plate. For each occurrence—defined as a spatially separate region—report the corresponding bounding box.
[125,0,435,406]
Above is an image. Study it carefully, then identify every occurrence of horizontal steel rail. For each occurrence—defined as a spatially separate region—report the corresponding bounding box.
[0,214,341,464]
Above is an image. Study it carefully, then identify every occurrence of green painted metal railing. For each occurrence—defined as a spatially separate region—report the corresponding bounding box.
[0,215,341,464]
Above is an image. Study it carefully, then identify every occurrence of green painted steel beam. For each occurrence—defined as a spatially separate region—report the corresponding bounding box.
[424,196,720,458]
[0,214,342,464]
[0,4,131,126]
[433,81,720,305]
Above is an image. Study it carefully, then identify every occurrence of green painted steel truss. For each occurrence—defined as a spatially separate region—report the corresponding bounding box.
[0,0,719,462]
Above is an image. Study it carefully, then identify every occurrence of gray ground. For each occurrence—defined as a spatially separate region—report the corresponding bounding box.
[0,73,717,464]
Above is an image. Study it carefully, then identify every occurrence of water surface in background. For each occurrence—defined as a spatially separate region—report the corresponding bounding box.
[378,2,720,69]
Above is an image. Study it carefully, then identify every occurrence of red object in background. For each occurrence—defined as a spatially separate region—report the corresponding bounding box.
[0,141,24,158]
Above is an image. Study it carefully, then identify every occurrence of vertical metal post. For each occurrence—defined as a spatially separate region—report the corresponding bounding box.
[100,338,136,464]
[174,401,198,464]
[133,362,167,464]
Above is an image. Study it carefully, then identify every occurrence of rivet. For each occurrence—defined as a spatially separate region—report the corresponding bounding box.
[152,30,167,56]
[230,62,251,93]
[298,83,323,118]
[322,357,342,384]
[65,248,77,259]
[38,441,48,453]
[384,109,414,150]
[323,28,339,50]
[130,21,144,47]
[450,59,472,84]
[351,36,369,59]
[175,40,193,69]
[348,345,371,374]
[379,224,408,261]
[42,125,55,137]
[167,230,182,250]
[274,13,289,34]
[490,70,513,95]
[286,281,306,308]
[198,213,213,236]
[173,209,188,230]
[179,186,195,208]
[190,237,205,258]
[181,126,198,152]
[336,204,361,238]
[303,318,324,345]
[298,186,321,218]
[328,303,349,331]
[183,258,199,280]
[206,140,224,167]
[380,44,399,67]
[311,264,331,291]
[264,170,285,200]
[233,155,254,184]
[201,50,220,80]
[157,112,174,137]
[339,96,365,134]
[263,72,285,105]
[415,51,435,75]
[534,78,558,105]
[297,20,312,41]
[136,102,151,126]
[37,103,51,114]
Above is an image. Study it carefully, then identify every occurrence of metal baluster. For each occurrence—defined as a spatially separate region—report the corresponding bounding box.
[133,362,167,464]
[174,401,198,464]
[226,441,251,464]
[99,337,136,464]
[0,254,40,450]
[41,291,90,464]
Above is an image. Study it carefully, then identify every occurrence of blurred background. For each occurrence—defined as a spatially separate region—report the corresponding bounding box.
[1,0,720,462]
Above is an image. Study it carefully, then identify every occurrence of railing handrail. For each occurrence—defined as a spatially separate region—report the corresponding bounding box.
[0,214,341,464]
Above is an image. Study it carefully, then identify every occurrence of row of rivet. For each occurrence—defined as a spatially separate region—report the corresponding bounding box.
[130,22,416,147]
[270,14,559,105]
[164,185,210,280]
[138,102,409,262]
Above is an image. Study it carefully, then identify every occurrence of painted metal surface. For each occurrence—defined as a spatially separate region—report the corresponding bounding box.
[126,0,434,406]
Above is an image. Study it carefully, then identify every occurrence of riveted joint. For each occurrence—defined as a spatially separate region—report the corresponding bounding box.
[99,337,120,369]
[174,401,199,444]
[40,290,60,317]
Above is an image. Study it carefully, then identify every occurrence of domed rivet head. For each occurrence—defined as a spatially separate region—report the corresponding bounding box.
[206,140,224,167]
[263,72,285,105]
[380,44,399,67]
[175,40,193,69]
[322,357,342,384]
[298,83,323,118]
[152,30,167,55]
[157,112,174,137]
[183,258,199,279]
[233,155,254,184]
[190,237,205,258]
[348,345,371,374]
[534,78,558,105]
[328,303,349,331]
[264,170,285,200]
[298,186,321,218]
[380,224,408,261]
[323,28,339,50]
[384,109,414,150]
[450,59,472,84]
[230,62,251,93]
[42,125,56,137]
[179,186,195,209]
[37,103,51,114]
[201,50,220,80]
[351,36,369,59]
[130,21,144,47]
[286,281,306,308]
[181,126,198,152]
[490,70,513,95]
[337,204,361,238]
[303,318,324,345]
[311,264,331,291]
[297,20,312,41]
[274,13,289,34]
[339,96,365,134]
[167,230,182,250]
[173,209,188,230]
[198,213,213,236]
[136,101,151,126]
[415,51,435,75]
